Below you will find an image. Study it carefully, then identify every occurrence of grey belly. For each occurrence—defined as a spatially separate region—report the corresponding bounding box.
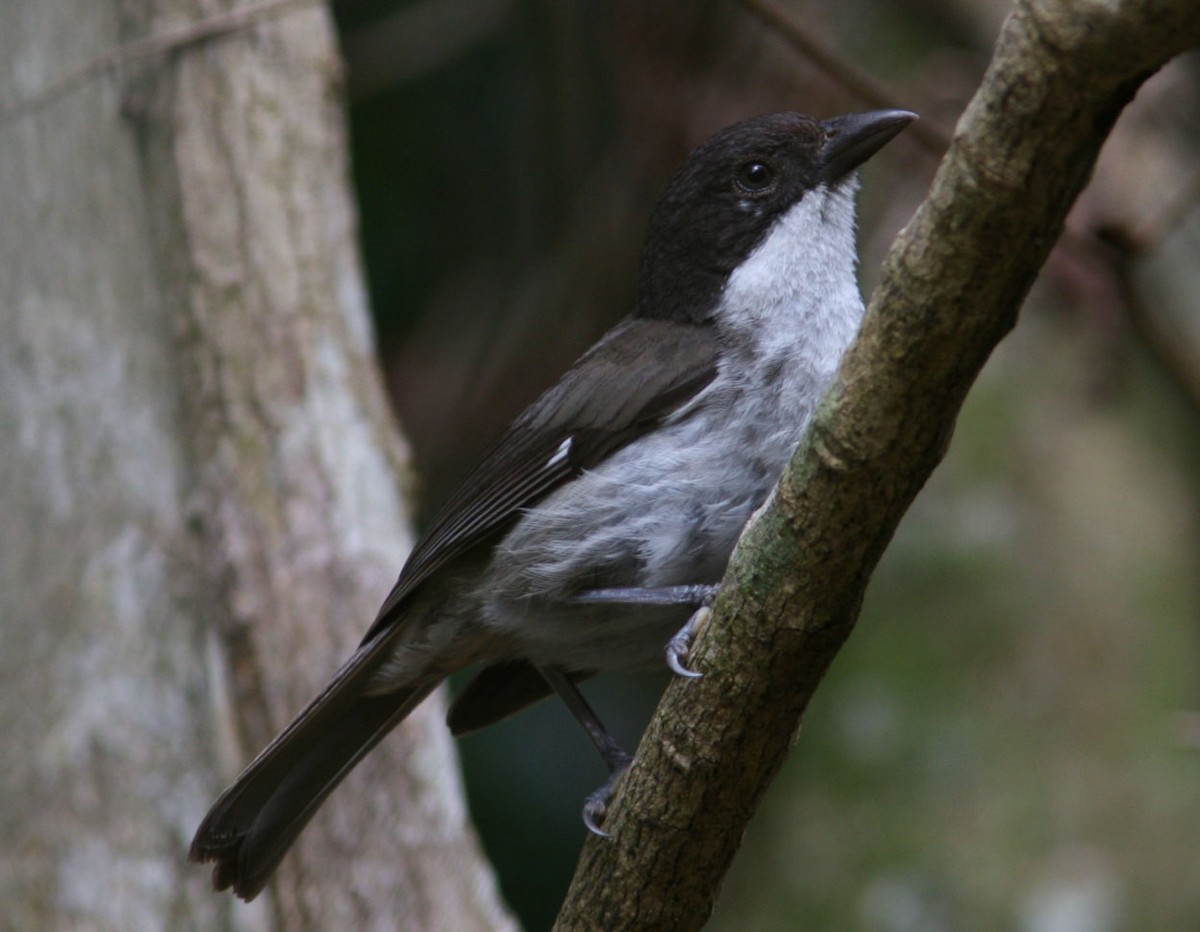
[476,418,784,671]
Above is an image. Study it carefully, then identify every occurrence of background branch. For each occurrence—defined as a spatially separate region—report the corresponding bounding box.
[555,1,1200,927]
[740,0,954,154]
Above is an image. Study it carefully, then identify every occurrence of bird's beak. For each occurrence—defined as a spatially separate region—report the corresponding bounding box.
[818,109,917,184]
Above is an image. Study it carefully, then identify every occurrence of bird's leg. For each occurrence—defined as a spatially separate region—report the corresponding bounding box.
[571,583,720,607]
[541,585,720,832]
[538,665,633,836]
[572,583,721,678]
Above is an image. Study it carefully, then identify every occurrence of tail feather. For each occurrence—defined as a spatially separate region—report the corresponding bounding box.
[191,666,434,900]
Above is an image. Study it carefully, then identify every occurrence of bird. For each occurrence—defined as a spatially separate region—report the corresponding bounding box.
[190,107,916,900]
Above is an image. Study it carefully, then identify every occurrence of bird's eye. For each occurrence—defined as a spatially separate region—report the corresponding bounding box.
[735,160,775,193]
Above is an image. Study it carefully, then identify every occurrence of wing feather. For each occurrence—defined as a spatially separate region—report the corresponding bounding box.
[362,316,717,641]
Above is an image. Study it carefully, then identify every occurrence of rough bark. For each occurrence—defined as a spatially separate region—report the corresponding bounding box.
[555,1,1200,928]
[0,1,513,929]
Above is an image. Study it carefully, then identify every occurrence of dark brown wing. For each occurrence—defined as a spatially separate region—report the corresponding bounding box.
[361,315,718,642]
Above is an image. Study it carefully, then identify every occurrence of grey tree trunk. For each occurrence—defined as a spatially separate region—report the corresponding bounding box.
[0,2,514,929]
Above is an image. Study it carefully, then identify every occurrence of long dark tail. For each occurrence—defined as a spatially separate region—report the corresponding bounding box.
[190,666,435,901]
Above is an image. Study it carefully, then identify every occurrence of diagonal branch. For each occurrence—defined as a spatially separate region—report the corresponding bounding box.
[554,1,1200,928]
[740,0,953,154]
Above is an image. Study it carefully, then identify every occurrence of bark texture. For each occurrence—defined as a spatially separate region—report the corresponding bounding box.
[555,1,1200,928]
[1,2,513,929]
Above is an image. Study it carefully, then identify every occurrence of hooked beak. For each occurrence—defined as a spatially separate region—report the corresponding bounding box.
[819,109,917,184]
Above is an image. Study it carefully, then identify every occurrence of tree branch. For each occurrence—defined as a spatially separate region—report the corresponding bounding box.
[740,0,953,155]
[0,0,319,122]
[554,1,1200,928]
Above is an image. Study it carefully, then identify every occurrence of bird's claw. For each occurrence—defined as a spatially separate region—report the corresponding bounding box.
[666,608,708,678]
[581,756,631,837]
[582,788,612,837]
[666,585,717,678]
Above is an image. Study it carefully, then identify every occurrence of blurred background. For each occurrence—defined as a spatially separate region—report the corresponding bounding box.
[329,1,1200,929]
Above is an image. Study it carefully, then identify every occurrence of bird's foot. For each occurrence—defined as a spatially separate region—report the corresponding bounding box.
[665,585,719,678]
[582,753,632,837]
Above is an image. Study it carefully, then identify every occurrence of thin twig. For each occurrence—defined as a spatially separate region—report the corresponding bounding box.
[1,0,319,123]
[740,0,952,155]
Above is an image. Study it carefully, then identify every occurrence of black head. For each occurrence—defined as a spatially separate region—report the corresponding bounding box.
[635,110,915,324]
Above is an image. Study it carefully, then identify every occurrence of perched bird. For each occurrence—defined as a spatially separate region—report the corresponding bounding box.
[190,107,915,900]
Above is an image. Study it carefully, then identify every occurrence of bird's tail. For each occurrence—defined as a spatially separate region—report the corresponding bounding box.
[189,670,435,901]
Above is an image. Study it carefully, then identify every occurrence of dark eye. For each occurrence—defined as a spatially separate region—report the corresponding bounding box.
[735,160,775,193]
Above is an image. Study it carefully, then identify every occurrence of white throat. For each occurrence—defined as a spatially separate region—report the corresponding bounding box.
[717,179,865,379]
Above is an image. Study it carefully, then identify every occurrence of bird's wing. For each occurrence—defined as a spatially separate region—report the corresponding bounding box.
[361,314,718,642]
[190,316,717,896]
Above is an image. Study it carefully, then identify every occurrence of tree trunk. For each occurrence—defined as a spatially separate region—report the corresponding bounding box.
[0,2,514,929]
